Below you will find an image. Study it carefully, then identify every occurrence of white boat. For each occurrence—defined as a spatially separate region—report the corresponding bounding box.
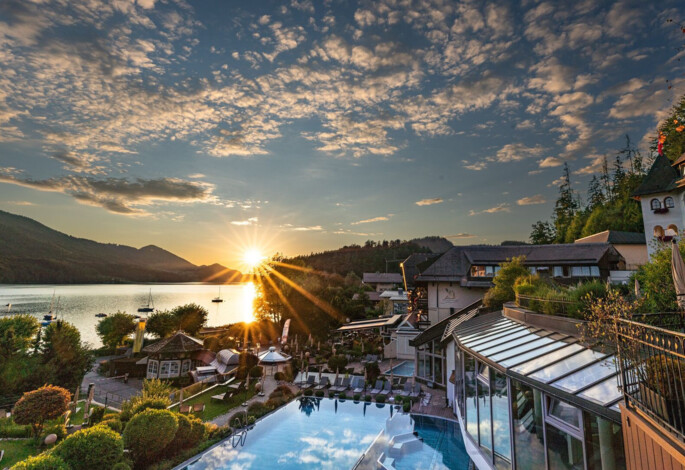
[138,289,154,313]
[212,287,224,303]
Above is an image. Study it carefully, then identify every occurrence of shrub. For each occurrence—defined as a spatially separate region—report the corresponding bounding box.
[102,412,119,421]
[129,396,171,417]
[247,402,269,416]
[167,413,205,451]
[112,463,132,470]
[0,417,31,438]
[365,362,381,385]
[303,389,313,396]
[484,256,531,309]
[364,394,372,402]
[265,397,287,409]
[11,454,70,470]
[403,401,411,412]
[101,418,123,433]
[327,355,348,372]
[53,424,124,470]
[353,394,361,401]
[274,371,285,381]
[89,406,105,424]
[645,354,685,400]
[375,395,386,404]
[338,392,347,400]
[249,365,263,378]
[12,385,71,437]
[142,378,173,398]
[40,422,67,444]
[247,415,256,425]
[315,390,324,397]
[274,384,293,396]
[123,409,178,466]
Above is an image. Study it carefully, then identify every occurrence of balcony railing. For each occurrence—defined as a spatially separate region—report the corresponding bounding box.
[515,293,578,318]
[616,315,685,442]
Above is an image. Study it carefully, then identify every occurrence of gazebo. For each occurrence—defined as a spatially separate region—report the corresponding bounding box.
[142,331,209,380]
[258,346,291,376]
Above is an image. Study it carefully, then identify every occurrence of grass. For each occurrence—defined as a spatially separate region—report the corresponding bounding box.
[168,384,257,421]
[0,439,39,468]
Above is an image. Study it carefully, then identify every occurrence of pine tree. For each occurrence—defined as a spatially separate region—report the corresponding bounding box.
[530,221,555,244]
[601,157,611,200]
[587,175,604,209]
[553,163,578,242]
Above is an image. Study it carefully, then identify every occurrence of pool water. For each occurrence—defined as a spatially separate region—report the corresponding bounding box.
[387,361,416,377]
[180,398,469,470]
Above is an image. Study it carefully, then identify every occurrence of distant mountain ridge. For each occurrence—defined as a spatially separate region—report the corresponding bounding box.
[0,210,243,284]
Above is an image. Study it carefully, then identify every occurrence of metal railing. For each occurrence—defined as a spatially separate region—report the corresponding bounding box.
[616,315,685,442]
[515,293,578,318]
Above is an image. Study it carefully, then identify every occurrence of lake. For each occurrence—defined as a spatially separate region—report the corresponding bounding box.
[0,283,255,347]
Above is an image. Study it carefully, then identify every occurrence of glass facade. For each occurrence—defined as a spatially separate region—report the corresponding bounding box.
[492,369,511,470]
[511,379,545,469]
[465,353,478,442]
[546,423,584,469]
[416,338,445,385]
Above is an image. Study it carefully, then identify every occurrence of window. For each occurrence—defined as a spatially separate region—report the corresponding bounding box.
[547,397,582,431]
[147,359,159,378]
[553,266,569,277]
[571,266,600,277]
[585,413,627,470]
[511,379,545,469]
[169,361,180,377]
[667,224,679,237]
[465,354,478,443]
[160,361,171,378]
[590,266,600,277]
[492,370,511,469]
[182,359,191,375]
[545,397,585,469]
[471,266,497,277]
[651,198,662,210]
[665,196,675,208]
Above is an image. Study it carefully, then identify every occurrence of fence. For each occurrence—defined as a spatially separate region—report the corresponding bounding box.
[616,315,685,442]
[515,293,578,317]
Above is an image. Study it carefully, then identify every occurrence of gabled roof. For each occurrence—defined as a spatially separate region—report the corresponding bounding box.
[336,314,404,331]
[575,230,646,245]
[142,331,204,354]
[632,153,680,198]
[410,299,482,347]
[415,246,470,281]
[400,253,440,288]
[362,272,403,284]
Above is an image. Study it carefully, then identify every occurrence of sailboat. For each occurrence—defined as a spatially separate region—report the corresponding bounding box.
[212,286,224,303]
[42,294,59,326]
[138,289,155,313]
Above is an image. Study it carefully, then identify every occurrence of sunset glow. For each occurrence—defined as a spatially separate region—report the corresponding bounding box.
[243,249,266,270]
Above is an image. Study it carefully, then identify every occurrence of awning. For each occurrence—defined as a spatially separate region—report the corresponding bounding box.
[453,313,623,418]
[336,314,403,331]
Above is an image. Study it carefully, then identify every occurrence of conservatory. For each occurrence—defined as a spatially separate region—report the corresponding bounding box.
[447,310,626,470]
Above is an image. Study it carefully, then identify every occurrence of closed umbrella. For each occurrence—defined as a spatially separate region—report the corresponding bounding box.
[389,357,394,395]
[672,240,685,310]
[179,388,184,406]
[334,367,339,389]
[634,277,641,299]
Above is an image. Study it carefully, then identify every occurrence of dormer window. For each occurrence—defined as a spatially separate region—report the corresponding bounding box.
[665,197,675,208]
[651,198,662,210]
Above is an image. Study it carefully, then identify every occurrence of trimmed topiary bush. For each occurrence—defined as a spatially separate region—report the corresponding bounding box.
[375,395,386,404]
[12,385,71,437]
[112,463,132,470]
[11,454,70,470]
[338,392,347,400]
[53,424,124,470]
[353,394,361,401]
[101,417,123,433]
[315,390,324,397]
[274,371,285,381]
[123,409,178,467]
[89,406,105,424]
[364,394,372,402]
[130,396,171,417]
[303,389,313,396]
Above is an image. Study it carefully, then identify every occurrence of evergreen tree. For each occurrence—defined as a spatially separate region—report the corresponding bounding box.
[587,175,604,209]
[552,163,579,242]
[529,221,555,244]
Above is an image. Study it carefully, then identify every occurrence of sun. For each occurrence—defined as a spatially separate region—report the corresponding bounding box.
[243,248,265,270]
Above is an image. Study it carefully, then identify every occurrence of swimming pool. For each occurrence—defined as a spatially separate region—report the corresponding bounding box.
[386,361,416,377]
[178,398,470,470]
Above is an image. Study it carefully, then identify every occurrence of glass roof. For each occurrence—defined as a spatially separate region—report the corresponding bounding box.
[552,357,617,393]
[578,376,622,406]
[477,331,549,356]
[528,349,607,384]
[461,323,523,347]
[512,343,584,375]
[488,336,556,362]
[471,328,540,353]
[458,319,513,341]
[499,341,574,368]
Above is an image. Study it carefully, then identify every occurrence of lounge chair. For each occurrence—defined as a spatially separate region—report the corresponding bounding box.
[329,377,343,392]
[352,377,366,394]
[314,377,330,390]
[378,381,392,396]
[337,378,351,393]
[301,376,316,389]
[211,393,226,401]
[422,393,432,407]
[193,403,205,413]
[396,382,412,397]
[179,404,191,413]
[369,380,384,395]
[409,384,421,398]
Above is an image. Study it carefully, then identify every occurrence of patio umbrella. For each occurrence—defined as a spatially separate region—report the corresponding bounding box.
[672,240,685,310]
[389,357,394,393]
[634,277,641,299]
[335,398,338,414]
[334,367,339,388]
[179,388,184,406]
[319,364,323,382]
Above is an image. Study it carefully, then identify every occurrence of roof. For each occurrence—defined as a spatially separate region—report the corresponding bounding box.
[672,151,685,168]
[452,312,622,420]
[632,153,681,198]
[352,291,381,302]
[379,290,409,301]
[401,253,440,288]
[574,230,646,245]
[410,299,482,346]
[362,272,403,284]
[337,314,403,331]
[142,331,204,354]
[258,346,291,363]
[415,243,619,282]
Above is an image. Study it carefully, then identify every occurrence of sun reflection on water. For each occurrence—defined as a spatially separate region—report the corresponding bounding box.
[242,282,257,323]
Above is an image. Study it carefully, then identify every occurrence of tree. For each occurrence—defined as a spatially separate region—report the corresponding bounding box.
[529,221,555,244]
[656,94,685,162]
[170,303,208,336]
[53,424,124,470]
[0,315,39,358]
[41,321,93,393]
[483,256,531,310]
[633,241,684,313]
[12,385,71,436]
[587,175,605,209]
[145,311,178,339]
[96,312,136,348]
[327,354,348,372]
[123,409,179,466]
[552,163,579,242]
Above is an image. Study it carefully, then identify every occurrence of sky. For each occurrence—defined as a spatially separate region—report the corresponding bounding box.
[0,0,684,269]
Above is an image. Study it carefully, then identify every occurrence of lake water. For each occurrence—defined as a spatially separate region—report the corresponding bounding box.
[0,283,255,347]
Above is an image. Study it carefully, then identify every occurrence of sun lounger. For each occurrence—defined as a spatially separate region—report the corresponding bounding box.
[314,377,330,390]
[329,377,344,392]
[179,404,191,413]
[337,378,351,393]
[409,384,421,398]
[301,376,316,389]
[193,403,205,413]
[378,381,392,396]
[370,380,384,395]
[422,393,432,407]
[396,382,412,397]
[352,377,366,394]
[211,393,226,401]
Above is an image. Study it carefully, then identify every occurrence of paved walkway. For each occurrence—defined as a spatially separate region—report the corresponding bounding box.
[80,356,143,410]
[209,376,296,427]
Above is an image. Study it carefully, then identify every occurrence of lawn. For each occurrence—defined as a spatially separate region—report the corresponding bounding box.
[0,439,39,468]
[168,384,256,421]
[68,402,112,425]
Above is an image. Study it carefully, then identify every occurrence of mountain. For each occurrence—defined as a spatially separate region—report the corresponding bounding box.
[287,236,453,276]
[0,210,243,284]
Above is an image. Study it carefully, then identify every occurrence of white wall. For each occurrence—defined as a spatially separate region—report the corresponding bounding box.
[446,341,455,408]
[640,191,685,258]
[427,283,483,324]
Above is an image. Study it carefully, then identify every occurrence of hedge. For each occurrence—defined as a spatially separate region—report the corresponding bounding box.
[123,409,178,466]
[53,424,124,470]
[11,454,70,470]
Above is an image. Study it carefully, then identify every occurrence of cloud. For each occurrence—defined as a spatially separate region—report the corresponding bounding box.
[188,173,206,179]
[351,215,391,225]
[463,160,487,171]
[548,176,565,187]
[447,233,476,239]
[469,203,510,216]
[291,225,323,231]
[0,170,217,216]
[231,217,259,226]
[538,156,563,168]
[517,194,547,205]
[492,143,546,163]
[415,197,443,206]
[5,200,35,206]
